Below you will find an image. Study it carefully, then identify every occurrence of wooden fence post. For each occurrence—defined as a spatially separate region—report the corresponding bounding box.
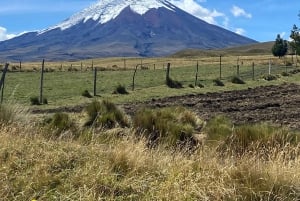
[39,59,45,104]
[166,63,171,82]
[0,63,9,103]
[252,62,255,80]
[195,61,199,86]
[296,50,298,68]
[132,64,139,91]
[93,67,97,96]
[236,56,240,77]
[19,61,22,72]
[219,55,222,79]
[269,59,271,75]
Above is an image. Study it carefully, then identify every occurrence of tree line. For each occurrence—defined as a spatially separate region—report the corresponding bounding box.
[272,11,300,58]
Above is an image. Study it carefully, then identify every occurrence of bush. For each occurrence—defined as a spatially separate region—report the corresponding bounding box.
[166,77,183,88]
[82,90,93,98]
[84,100,128,128]
[231,76,245,84]
[113,84,128,94]
[133,106,202,148]
[213,78,224,86]
[188,84,194,88]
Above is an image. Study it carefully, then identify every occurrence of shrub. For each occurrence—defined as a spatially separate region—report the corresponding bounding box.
[30,96,40,105]
[231,76,245,84]
[166,77,183,88]
[133,106,202,148]
[84,100,128,128]
[113,84,128,94]
[213,78,224,86]
[82,90,93,98]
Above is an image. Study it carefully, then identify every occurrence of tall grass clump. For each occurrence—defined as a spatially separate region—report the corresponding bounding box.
[84,100,129,128]
[166,77,183,88]
[43,112,78,139]
[133,106,202,148]
[218,123,300,158]
[0,103,28,125]
[205,115,233,142]
[231,76,245,84]
[213,78,225,86]
[113,84,128,94]
[82,90,93,98]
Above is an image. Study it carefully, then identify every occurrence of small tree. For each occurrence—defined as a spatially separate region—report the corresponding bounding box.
[272,34,288,58]
[290,24,300,55]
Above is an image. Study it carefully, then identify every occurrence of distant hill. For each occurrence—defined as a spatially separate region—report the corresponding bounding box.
[172,42,274,57]
[0,0,256,62]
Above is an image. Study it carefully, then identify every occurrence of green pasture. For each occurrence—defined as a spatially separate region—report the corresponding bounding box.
[1,61,300,108]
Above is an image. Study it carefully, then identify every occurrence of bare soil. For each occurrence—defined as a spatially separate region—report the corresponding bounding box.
[123,83,300,130]
[32,83,300,130]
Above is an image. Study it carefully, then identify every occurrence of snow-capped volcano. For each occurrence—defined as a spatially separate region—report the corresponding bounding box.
[46,0,175,31]
[0,0,257,61]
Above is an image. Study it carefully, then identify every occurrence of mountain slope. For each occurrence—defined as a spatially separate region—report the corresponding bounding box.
[0,0,257,61]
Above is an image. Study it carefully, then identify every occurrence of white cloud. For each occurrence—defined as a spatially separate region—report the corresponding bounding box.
[231,5,252,18]
[170,0,225,25]
[0,26,16,41]
[235,28,246,35]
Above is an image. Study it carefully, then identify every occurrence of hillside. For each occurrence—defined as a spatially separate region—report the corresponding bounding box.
[172,41,274,57]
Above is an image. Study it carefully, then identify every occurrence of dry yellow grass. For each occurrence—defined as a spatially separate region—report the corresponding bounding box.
[0,120,299,200]
[7,54,294,71]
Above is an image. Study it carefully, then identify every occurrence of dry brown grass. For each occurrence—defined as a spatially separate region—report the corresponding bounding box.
[0,119,299,200]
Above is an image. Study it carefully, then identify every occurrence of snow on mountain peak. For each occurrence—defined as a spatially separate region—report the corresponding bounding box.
[42,0,175,33]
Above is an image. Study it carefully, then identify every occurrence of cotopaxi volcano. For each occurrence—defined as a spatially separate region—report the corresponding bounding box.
[0,0,257,61]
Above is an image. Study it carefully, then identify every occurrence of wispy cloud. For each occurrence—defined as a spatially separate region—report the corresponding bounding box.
[235,28,246,35]
[231,5,252,18]
[170,0,225,25]
[0,26,16,41]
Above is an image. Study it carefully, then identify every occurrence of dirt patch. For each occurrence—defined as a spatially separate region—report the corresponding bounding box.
[31,83,300,130]
[122,83,300,130]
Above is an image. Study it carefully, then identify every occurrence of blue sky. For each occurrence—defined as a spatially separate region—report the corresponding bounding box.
[0,0,299,42]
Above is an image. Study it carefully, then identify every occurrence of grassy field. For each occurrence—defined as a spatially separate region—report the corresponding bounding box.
[1,51,300,200]
[2,54,300,108]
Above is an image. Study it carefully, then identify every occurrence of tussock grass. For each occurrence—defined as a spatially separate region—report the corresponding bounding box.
[0,104,299,200]
[133,106,202,148]
[84,100,129,128]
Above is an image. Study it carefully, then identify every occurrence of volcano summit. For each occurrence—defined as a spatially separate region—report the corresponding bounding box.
[0,0,256,61]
